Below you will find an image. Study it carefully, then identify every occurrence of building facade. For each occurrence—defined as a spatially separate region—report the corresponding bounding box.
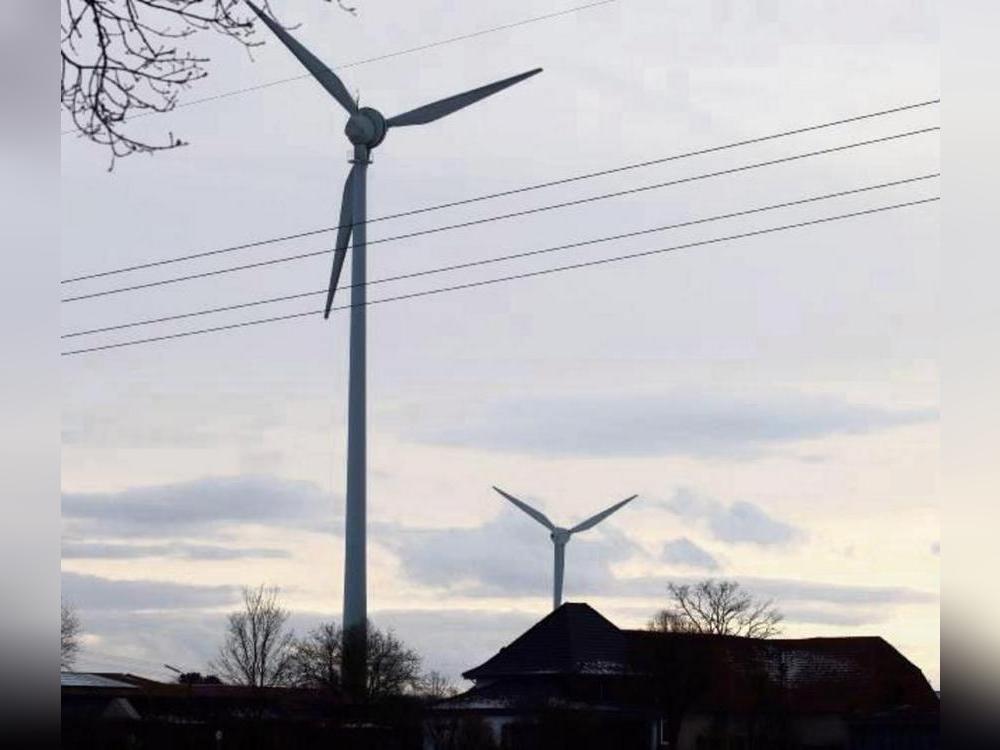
[426,603,939,750]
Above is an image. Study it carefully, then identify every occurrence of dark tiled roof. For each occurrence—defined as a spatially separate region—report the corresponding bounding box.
[463,603,627,680]
[63,671,346,713]
[61,673,139,690]
[459,604,938,717]
[625,630,939,715]
[438,677,647,715]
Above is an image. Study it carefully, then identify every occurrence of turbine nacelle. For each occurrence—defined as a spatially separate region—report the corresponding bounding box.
[550,528,571,545]
[345,107,387,148]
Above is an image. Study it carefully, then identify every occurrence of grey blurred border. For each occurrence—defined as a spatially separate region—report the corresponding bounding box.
[2,0,998,744]
[943,1,1000,747]
[0,0,60,742]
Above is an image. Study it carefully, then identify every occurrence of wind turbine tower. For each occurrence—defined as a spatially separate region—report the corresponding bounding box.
[246,2,541,698]
[493,486,638,609]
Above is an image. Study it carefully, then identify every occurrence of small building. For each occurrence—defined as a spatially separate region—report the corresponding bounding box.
[61,671,358,749]
[426,603,939,750]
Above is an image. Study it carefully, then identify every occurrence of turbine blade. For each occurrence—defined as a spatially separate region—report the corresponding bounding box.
[324,167,355,318]
[568,495,638,534]
[246,1,357,115]
[385,68,542,128]
[492,486,555,530]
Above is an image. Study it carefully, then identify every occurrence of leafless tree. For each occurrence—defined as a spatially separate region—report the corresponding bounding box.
[420,670,458,699]
[290,621,342,690]
[60,1,356,165]
[61,602,82,670]
[214,584,296,687]
[646,608,698,633]
[366,626,423,700]
[649,579,783,638]
[289,619,426,700]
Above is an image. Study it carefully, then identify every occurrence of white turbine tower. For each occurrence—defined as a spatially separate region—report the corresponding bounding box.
[493,487,638,610]
[245,2,541,698]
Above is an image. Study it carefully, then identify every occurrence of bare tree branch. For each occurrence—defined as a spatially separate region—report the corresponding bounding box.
[648,579,783,639]
[213,584,296,687]
[61,602,82,670]
[291,622,342,690]
[60,1,355,168]
[288,619,425,701]
[366,625,422,700]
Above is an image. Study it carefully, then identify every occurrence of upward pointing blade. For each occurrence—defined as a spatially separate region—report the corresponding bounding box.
[246,1,357,115]
[568,495,638,534]
[386,68,542,128]
[492,486,555,531]
[324,167,356,318]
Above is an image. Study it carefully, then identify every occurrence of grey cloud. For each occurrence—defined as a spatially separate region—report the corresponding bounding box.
[782,605,890,628]
[377,511,639,598]
[661,488,800,546]
[660,537,719,570]
[610,575,936,608]
[74,609,229,679]
[62,475,339,537]
[396,390,936,458]
[742,577,938,607]
[62,571,240,612]
[62,541,291,561]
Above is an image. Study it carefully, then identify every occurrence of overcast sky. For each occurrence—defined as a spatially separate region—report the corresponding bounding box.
[60,0,939,687]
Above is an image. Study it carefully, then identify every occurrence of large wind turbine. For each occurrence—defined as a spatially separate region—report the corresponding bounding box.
[493,487,638,610]
[246,2,541,697]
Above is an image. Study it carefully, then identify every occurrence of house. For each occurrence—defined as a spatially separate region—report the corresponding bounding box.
[61,671,365,749]
[425,603,939,750]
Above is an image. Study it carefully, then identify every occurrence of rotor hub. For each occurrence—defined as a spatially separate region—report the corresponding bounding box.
[551,529,571,544]
[345,107,387,148]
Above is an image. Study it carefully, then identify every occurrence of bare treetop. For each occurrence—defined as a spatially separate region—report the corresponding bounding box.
[288,618,428,701]
[648,579,784,639]
[214,584,296,687]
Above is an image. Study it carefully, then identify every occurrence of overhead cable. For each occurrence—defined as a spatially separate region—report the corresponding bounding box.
[60,197,940,356]
[62,174,940,339]
[61,127,939,303]
[61,100,940,284]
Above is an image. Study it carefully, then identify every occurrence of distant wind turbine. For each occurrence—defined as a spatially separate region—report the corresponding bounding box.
[244,1,541,699]
[493,486,638,609]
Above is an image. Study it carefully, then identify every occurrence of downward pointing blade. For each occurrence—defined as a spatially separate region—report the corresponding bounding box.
[386,68,542,128]
[324,167,356,318]
[569,495,638,534]
[493,486,555,531]
[246,1,357,115]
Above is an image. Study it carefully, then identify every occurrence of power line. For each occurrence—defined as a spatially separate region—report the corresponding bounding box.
[60,127,939,304]
[62,174,940,339]
[60,197,939,357]
[61,98,939,285]
[60,0,617,137]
